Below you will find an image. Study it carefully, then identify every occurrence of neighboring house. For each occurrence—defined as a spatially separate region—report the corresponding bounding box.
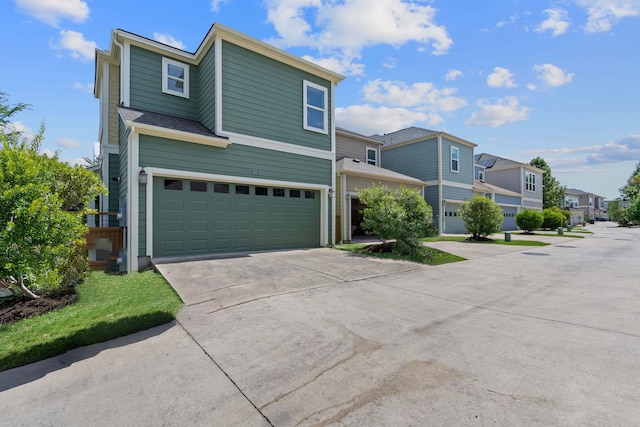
[473,178,522,231]
[475,153,544,212]
[335,128,426,242]
[373,127,477,234]
[563,191,584,225]
[94,23,344,272]
[566,188,607,221]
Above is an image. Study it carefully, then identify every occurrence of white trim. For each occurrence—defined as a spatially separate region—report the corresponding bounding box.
[303,80,328,134]
[522,196,543,204]
[442,180,474,190]
[127,131,139,272]
[366,146,378,166]
[222,131,334,160]
[143,167,330,258]
[123,120,230,148]
[437,134,443,235]
[496,203,521,208]
[100,62,110,146]
[524,171,536,192]
[122,42,130,107]
[450,145,460,173]
[477,170,484,182]
[161,57,190,99]
[330,82,337,245]
[215,36,223,135]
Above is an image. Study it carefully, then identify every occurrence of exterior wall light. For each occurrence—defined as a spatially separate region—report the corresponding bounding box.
[138,167,148,184]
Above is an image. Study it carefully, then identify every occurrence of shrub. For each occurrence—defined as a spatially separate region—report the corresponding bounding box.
[542,208,565,229]
[358,184,434,257]
[458,195,504,240]
[516,209,544,233]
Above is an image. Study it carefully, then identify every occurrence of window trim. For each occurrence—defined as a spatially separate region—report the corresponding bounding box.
[477,170,484,182]
[450,146,459,173]
[303,80,328,134]
[366,146,378,166]
[162,57,190,99]
[525,171,536,192]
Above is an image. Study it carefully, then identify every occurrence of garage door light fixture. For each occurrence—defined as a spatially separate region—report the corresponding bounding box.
[138,167,148,184]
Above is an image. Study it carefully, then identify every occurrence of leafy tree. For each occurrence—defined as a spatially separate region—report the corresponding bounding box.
[619,161,640,201]
[541,208,564,229]
[358,184,434,257]
[629,196,640,225]
[458,194,503,240]
[607,200,631,226]
[0,96,106,298]
[516,210,544,234]
[0,92,29,127]
[530,157,566,209]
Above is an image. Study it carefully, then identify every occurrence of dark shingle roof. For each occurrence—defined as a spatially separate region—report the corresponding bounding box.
[118,107,225,139]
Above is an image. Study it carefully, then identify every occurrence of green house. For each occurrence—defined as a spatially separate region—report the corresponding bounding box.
[94,23,344,271]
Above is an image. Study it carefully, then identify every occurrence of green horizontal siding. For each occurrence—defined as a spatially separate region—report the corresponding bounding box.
[495,194,521,205]
[129,45,200,120]
[198,45,216,131]
[442,137,474,185]
[139,135,331,186]
[442,185,473,201]
[424,185,439,221]
[382,137,438,182]
[119,117,130,200]
[221,40,331,151]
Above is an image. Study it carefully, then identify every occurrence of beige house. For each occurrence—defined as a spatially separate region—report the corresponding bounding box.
[335,128,426,242]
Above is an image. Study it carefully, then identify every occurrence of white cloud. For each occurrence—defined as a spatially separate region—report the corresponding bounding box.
[57,137,83,149]
[336,104,441,135]
[534,63,575,87]
[445,69,462,81]
[536,8,571,36]
[15,0,89,27]
[153,32,186,50]
[527,83,538,91]
[211,0,228,12]
[383,57,396,69]
[362,79,467,112]
[575,0,640,32]
[73,82,94,94]
[465,96,531,128]
[0,121,35,140]
[301,53,365,76]
[496,14,519,28]
[265,0,452,75]
[487,67,517,88]
[54,30,96,61]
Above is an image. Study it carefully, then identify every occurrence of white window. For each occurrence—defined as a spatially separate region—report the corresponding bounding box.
[525,172,536,192]
[303,80,328,134]
[478,170,484,182]
[366,147,377,166]
[162,57,189,98]
[451,146,459,172]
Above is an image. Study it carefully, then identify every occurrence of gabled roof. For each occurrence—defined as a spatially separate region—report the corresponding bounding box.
[336,157,426,185]
[474,180,521,198]
[566,188,604,198]
[118,107,230,148]
[370,126,476,149]
[336,127,383,145]
[475,153,545,174]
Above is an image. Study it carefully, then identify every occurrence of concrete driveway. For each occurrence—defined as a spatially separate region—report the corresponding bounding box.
[2,222,639,426]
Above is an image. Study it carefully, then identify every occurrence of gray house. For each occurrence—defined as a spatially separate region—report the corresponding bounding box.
[566,188,607,222]
[335,128,426,242]
[475,153,544,212]
[94,23,344,271]
[373,127,477,234]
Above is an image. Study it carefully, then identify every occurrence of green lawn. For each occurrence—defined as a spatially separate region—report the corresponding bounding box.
[0,271,183,372]
[420,235,550,246]
[334,243,466,265]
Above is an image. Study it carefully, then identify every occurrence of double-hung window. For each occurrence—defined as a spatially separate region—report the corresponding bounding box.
[162,57,189,98]
[366,147,377,166]
[303,80,328,134]
[525,172,536,192]
[450,146,459,172]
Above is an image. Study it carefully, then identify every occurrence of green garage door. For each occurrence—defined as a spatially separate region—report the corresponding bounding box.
[153,177,320,258]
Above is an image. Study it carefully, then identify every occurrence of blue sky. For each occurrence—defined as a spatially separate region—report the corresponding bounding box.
[2,0,639,200]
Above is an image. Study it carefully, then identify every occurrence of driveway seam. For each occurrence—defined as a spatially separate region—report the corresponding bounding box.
[174,319,275,427]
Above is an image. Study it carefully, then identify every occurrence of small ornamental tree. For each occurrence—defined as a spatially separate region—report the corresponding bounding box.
[542,208,566,229]
[358,184,433,257]
[458,195,503,240]
[629,196,640,225]
[516,209,544,234]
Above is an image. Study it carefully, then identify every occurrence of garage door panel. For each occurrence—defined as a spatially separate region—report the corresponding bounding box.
[153,177,320,257]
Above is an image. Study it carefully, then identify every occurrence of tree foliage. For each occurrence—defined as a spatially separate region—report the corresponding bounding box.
[541,208,565,229]
[0,92,30,127]
[358,184,434,256]
[458,195,503,240]
[516,209,544,234]
[530,157,566,209]
[0,95,106,298]
[619,161,640,201]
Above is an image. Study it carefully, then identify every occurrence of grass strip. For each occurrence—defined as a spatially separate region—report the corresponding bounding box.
[421,236,549,246]
[0,271,183,372]
[334,244,466,265]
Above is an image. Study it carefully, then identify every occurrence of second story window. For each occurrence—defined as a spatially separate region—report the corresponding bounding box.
[162,57,189,99]
[303,80,328,134]
[478,170,484,182]
[366,147,377,166]
[451,146,459,172]
[525,172,536,192]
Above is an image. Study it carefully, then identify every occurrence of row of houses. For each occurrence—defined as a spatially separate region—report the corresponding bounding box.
[91,23,578,272]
